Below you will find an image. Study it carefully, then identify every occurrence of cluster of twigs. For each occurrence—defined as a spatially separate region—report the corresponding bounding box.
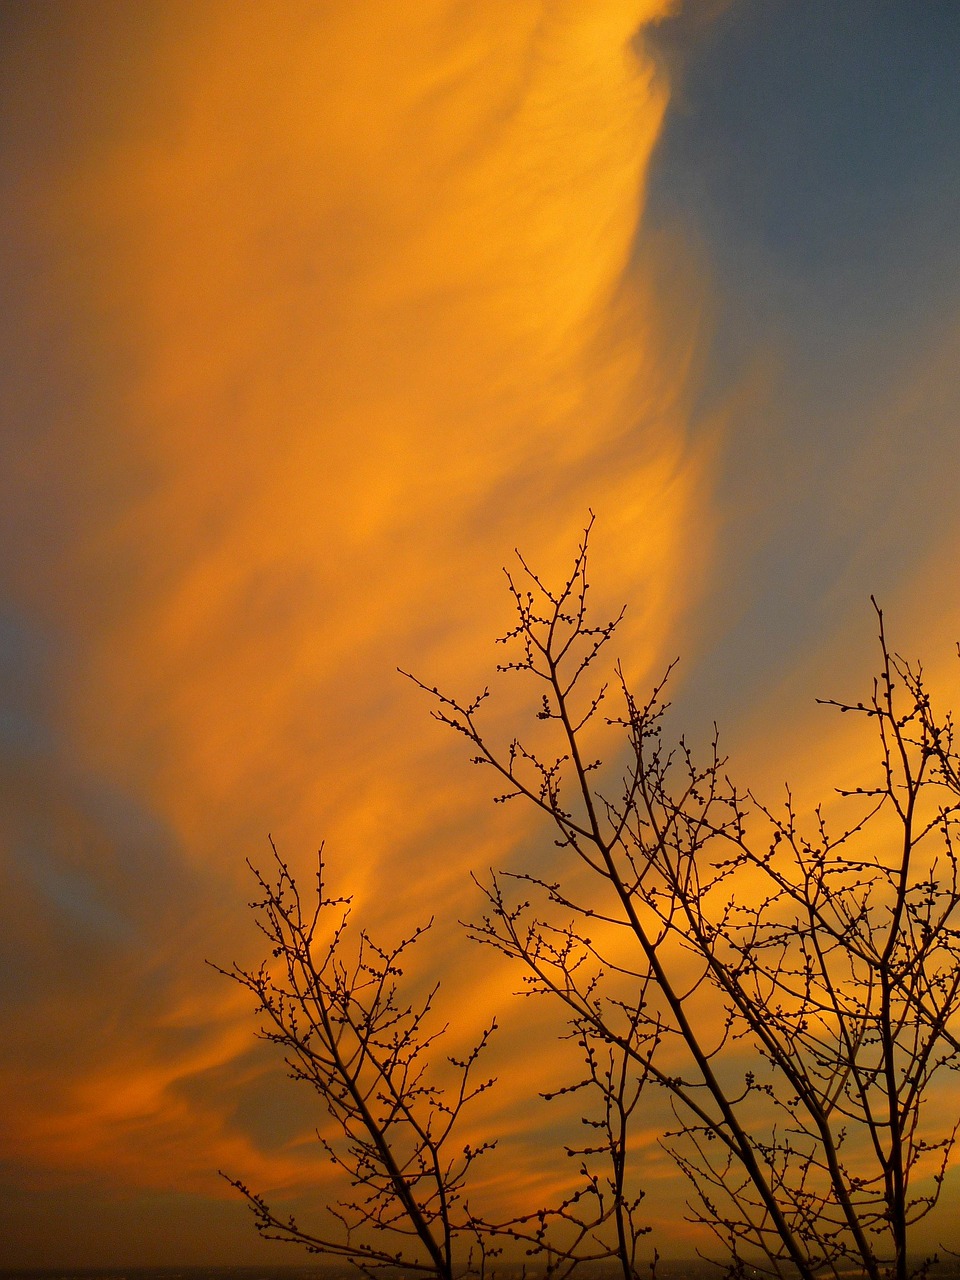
[216,837,648,1280]
[213,843,497,1279]
[222,519,960,1280]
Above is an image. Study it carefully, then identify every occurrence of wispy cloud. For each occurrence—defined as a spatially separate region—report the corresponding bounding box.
[0,1,724,1255]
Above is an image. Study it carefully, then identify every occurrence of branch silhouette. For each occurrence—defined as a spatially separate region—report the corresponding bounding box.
[216,835,650,1279]
[410,519,960,1280]
[223,520,960,1280]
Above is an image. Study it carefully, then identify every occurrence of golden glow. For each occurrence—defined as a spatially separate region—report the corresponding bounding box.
[19,0,960,1262]
[0,2,729,1232]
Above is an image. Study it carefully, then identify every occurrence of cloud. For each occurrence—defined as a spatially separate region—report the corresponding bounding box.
[0,2,729,1255]
[7,4,960,1264]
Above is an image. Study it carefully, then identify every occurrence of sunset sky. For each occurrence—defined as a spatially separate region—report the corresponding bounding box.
[3,0,960,1267]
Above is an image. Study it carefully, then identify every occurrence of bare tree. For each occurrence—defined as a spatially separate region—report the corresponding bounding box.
[217,839,654,1280]
[222,522,960,1280]
[213,841,497,1280]
[409,518,960,1280]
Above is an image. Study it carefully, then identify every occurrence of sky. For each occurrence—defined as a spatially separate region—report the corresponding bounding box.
[2,0,960,1267]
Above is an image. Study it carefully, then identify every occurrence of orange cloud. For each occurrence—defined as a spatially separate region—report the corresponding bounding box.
[0,0,728,1255]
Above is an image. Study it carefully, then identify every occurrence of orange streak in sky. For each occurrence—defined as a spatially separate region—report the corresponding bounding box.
[2,0,726,1246]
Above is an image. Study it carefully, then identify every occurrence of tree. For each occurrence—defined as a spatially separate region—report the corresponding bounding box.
[224,521,960,1280]
[216,840,652,1280]
[213,843,497,1280]
[414,518,960,1280]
